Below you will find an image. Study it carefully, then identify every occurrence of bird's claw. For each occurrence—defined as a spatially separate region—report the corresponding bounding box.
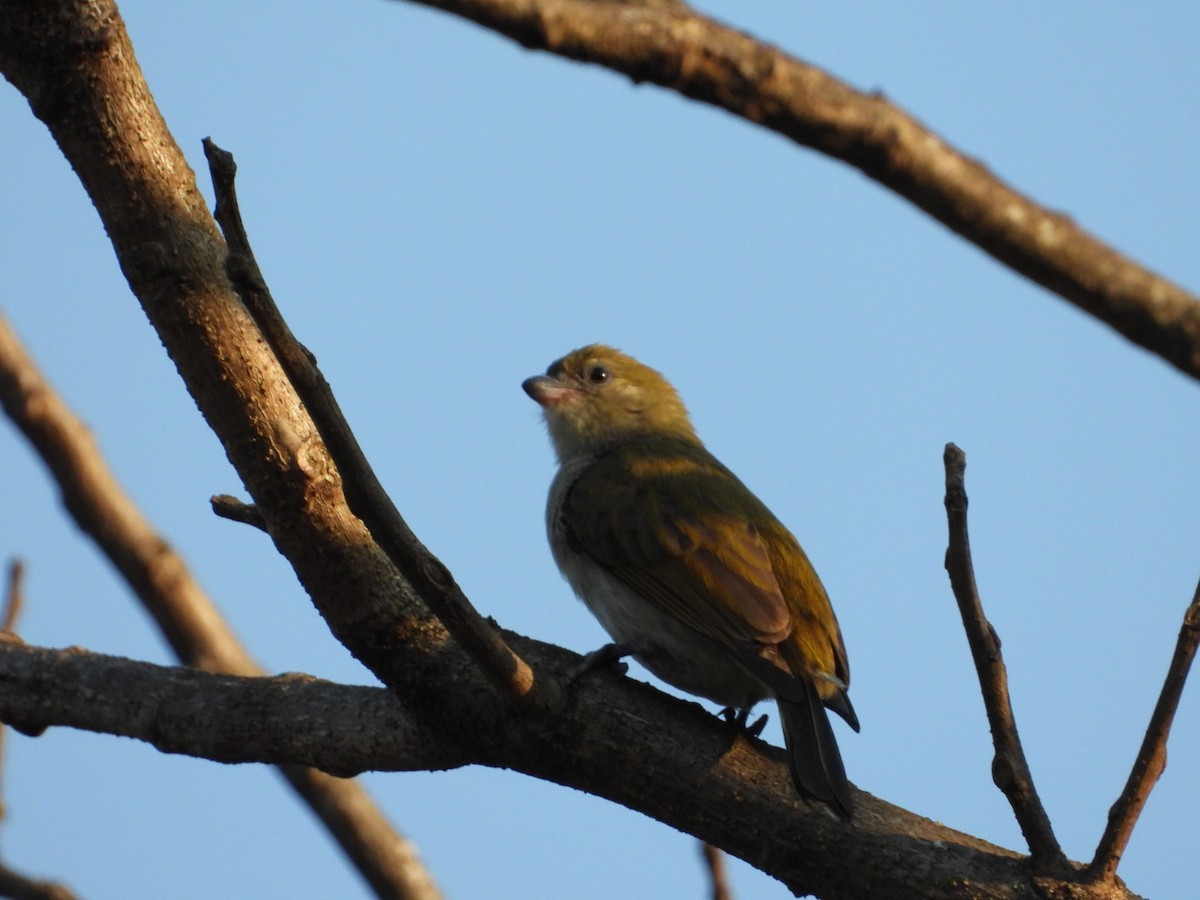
[721,706,769,738]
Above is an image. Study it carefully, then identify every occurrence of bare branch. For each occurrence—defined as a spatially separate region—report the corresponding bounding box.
[0,564,80,900]
[1,561,23,634]
[0,310,246,673]
[0,641,464,774]
[210,494,268,532]
[4,625,1153,899]
[942,444,1066,872]
[701,843,732,900]
[0,311,442,900]
[0,558,25,818]
[390,0,1200,381]
[201,138,557,710]
[1088,578,1200,883]
[283,766,446,900]
[0,864,77,900]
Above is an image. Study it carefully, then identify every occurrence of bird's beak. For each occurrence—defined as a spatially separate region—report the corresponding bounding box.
[522,375,574,408]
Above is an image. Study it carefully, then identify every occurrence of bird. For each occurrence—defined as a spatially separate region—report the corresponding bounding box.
[522,344,859,819]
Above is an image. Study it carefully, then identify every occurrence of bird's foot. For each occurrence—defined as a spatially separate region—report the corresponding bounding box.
[568,642,631,685]
[721,706,769,738]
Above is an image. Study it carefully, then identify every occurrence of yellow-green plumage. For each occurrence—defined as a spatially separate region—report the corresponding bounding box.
[524,345,857,817]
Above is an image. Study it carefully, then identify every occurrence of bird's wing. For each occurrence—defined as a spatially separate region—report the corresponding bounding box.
[561,443,794,649]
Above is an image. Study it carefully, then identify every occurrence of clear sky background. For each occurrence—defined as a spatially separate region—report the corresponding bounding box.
[2,3,1198,898]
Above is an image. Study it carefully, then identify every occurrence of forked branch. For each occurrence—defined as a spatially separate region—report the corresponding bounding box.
[201,139,559,712]
[944,443,1198,886]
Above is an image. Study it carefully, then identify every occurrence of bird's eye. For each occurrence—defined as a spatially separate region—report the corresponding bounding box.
[586,365,610,384]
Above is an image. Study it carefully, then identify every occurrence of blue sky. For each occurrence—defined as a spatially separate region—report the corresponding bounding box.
[2,3,1197,897]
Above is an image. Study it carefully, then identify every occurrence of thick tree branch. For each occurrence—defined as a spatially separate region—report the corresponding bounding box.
[0,641,463,773]
[201,139,553,711]
[942,444,1066,871]
[0,635,1081,900]
[1088,578,1200,883]
[0,311,442,900]
[392,0,1200,382]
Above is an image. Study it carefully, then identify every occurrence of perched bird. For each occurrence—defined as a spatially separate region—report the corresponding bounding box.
[523,344,859,818]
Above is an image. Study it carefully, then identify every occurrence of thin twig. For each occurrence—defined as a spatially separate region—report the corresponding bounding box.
[2,561,23,634]
[0,559,20,820]
[0,563,79,900]
[201,138,554,710]
[700,842,732,900]
[0,311,442,900]
[942,444,1066,871]
[1087,578,1200,883]
[210,494,268,532]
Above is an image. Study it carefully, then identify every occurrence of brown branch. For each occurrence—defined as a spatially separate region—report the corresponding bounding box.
[0,558,24,819]
[0,864,77,900]
[0,632,1099,900]
[701,843,732,900]
[1,561,23,634]
[1087,578,1200,883]
[210,493,268,532]
[390,0,1200,382]
[0,312,442,900]
[0,311,242,672]
[284,767,445,900]
[201,138,556,711]
[0,565,80,900]
[0,641,465,774]
[942,444,1067,872]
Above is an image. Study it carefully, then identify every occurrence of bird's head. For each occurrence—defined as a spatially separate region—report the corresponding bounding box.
[523,344,697,463]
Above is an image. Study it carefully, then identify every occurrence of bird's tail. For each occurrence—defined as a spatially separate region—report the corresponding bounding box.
[777,680,853,820]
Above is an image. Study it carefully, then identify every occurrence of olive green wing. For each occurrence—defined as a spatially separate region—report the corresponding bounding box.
[563,441,857,727]
[561,442,793,650]
[762,524,858,729]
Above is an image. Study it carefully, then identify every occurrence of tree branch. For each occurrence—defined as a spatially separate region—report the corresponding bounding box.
[1,560,23,635]
[391,0,1200,382]
[201,139,555,711]
[0,558,25,813]
[0,310,443,900]
[0,633,1086,900]
[942,444,1066,871]
[0,563,79,900]
[0,641,463,774]
[0,864,77,900]
[1088,578,1200,883]
[701,843,732,900]
[210,494,268,532]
